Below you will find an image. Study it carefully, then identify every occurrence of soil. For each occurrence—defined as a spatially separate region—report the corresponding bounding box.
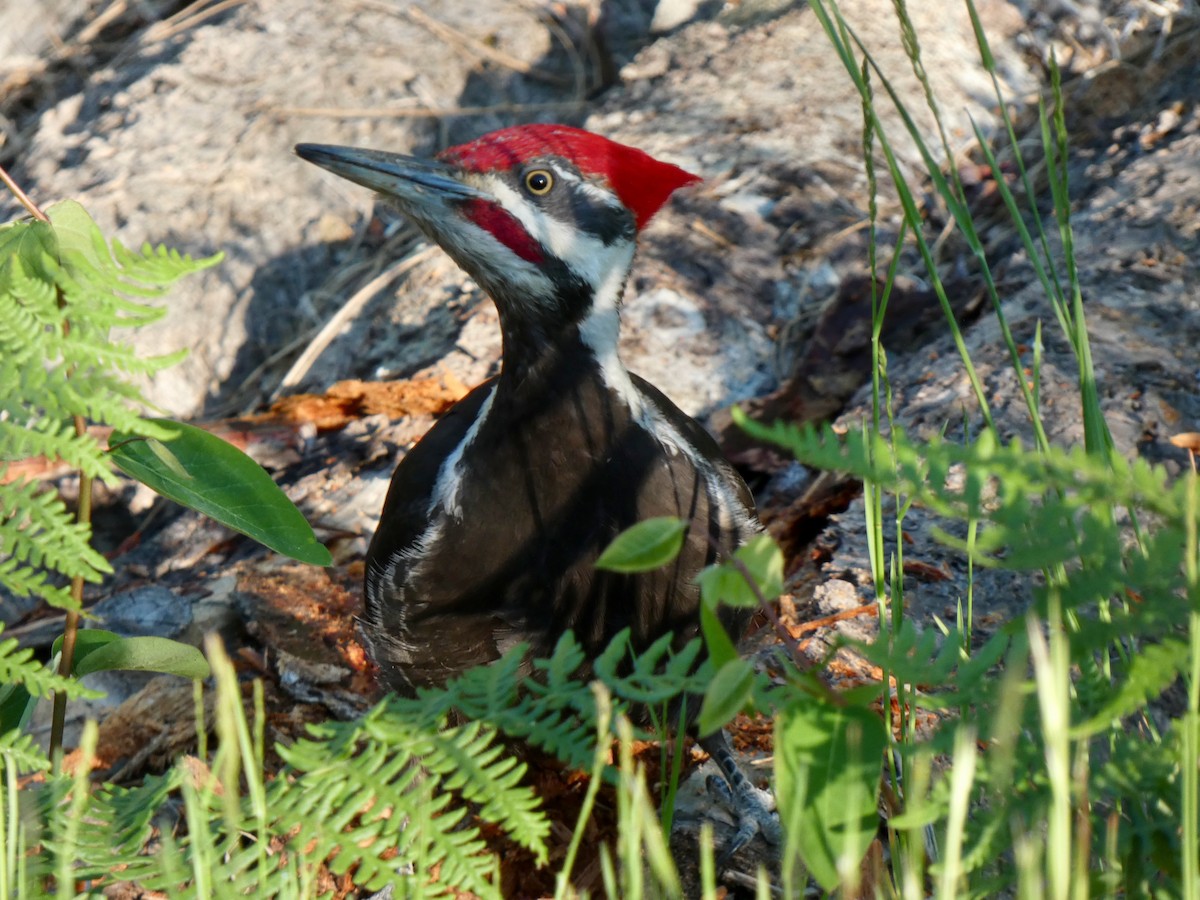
[2,0,1198,895]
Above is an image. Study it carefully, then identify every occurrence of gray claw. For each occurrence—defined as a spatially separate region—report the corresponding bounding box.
[699,732,782,868]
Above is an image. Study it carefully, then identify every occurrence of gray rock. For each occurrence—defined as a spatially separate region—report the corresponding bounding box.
[90,585,192,639]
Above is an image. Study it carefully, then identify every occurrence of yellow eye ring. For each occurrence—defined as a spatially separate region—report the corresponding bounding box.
[524,169,554,195]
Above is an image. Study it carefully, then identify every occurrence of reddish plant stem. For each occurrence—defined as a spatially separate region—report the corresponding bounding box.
[0,163,48,222]
[49,419,91,766]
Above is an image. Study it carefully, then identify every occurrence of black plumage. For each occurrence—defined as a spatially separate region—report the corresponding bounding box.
[361,330,756,694]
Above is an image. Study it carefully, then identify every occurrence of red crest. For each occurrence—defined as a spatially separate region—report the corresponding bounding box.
[439,124,700,230]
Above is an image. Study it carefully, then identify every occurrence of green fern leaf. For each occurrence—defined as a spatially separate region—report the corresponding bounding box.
[414,720,548,862]
[272,711,530,897]
[0,419,112,480]
[1072,638,1192,738]
[0,202,219,616]
[0,630,101,701]
[0,477,111,599]
[0,723,51,773]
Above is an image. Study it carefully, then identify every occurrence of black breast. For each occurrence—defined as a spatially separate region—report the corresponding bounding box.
[362,349,757,695]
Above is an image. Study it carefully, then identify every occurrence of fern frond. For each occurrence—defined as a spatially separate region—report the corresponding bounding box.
[52,372,166,434]
[594,630,706,704]
[45,202,221,307]
[0,722,51,773]
[0,476,111,603]
[14,629,727,897]
[1,250,59,321]
[61,332,187,376]
[0,629,100,702]
[57,769,184,886]
[272,708,543,896]
[744,419,1185,524]
[405,631,715,776]
[0,556,74,607]
[0,418,112,482]
[377,717,547,860]
[438,638,601,770]
[0,202,218,616]
[6,356,171,430]
[111,238,221,287]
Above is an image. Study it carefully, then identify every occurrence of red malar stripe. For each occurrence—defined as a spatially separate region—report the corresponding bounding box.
[463,199,544,264]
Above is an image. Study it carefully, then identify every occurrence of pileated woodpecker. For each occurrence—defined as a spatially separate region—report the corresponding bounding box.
[296,125,778,857]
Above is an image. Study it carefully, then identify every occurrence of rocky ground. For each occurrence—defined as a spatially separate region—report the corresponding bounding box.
[3,0,1199,895]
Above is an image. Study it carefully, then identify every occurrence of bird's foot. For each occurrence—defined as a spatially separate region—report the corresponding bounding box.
[705,770,782,867]
[699,732,782,869]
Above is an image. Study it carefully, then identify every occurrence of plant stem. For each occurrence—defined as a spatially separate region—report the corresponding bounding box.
[0,164,48,222]
[49,414,92,766]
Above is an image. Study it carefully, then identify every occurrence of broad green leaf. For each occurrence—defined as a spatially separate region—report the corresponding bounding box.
[696,562,747,609]
[696,535,783,609]
[699,598,738,669]
[0,631,122,734]
[696,658,755,736]
[73,636,209,680]
[51,628,122,664]
[46,630,206,698]
[595,517,687,573]
[0,684,35,735]
[47,200,113,274]
[0,219,55,279]
[109,418,332,566]
[775,699,885,891]
[733,534,784,602]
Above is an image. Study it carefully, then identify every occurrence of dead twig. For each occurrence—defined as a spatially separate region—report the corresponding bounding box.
[398,5,573,87]
[273,246,437,398]
[787,602,878,636]
[141,0,253,46]
[74,0,130,46]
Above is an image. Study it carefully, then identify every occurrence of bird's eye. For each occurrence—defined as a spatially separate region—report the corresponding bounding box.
[524,169,554,195]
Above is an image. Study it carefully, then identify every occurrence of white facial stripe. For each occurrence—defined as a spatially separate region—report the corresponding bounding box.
[462,167,648,419]
[556,168,627,211]
[485,165,639,409]
[483,172,633,299]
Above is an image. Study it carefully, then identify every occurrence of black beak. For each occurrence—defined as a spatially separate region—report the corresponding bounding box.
[295,143,491,206]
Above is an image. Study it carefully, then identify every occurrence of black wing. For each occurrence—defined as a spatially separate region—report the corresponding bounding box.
[363,377,497,626]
